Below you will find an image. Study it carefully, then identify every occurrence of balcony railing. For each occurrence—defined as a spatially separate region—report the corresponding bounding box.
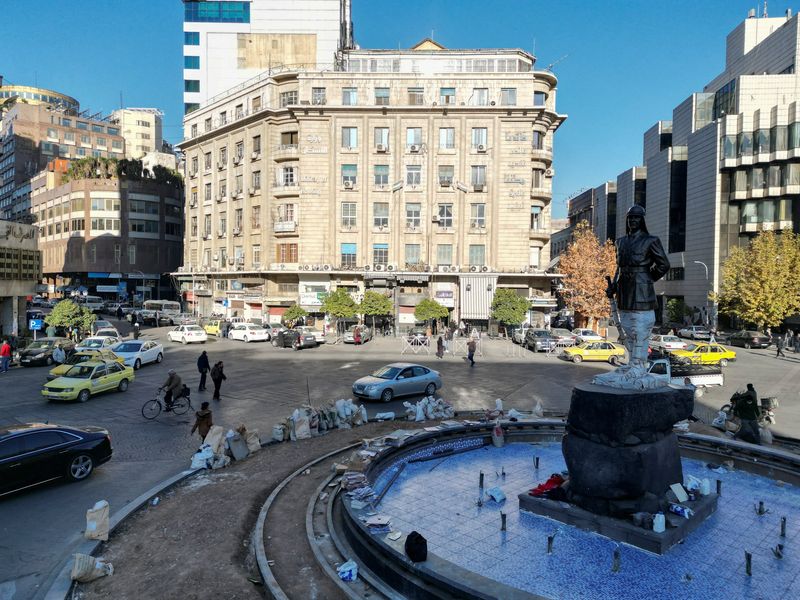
[273,220,297,233]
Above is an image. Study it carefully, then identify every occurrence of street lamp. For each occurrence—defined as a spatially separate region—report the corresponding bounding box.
[692,260,715,331]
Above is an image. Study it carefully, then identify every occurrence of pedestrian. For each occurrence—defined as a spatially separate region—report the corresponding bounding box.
[53,344,66,365]
[46,323,57,338]
[131,312,138,327]
[436,335,444,359]
[191,402,214,441]
[210,361,227,400]
[0,339,11,373]
[444,327,453,353]
[776,335,786,358]
[221,320,230,338]
[795,331,800,354]
[133,322,140,340]
[733,383,761,445]
[353,326,361,345]
[197,350,210,391]
[467,337,477,367]
[116,306,124,321]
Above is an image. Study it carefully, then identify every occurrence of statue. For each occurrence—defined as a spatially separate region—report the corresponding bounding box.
[593,205,670,389]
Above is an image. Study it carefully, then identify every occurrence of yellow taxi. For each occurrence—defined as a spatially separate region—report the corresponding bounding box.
[47,349,124,381]
[42,360,135,403]
[562,341,626,364]
[669,342,736,366]
[203,319,222,336]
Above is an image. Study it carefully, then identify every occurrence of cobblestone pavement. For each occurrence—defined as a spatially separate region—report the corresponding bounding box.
[1,323,798,600]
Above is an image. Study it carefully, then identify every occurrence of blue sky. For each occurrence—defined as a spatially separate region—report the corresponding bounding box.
[0,0,786,217]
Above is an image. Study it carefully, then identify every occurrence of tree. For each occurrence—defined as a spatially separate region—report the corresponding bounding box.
[490,289,529,335]
[414,298,449,327]
[558,222,617,329]
[719,229,800,329]
[45,300,96,334]
[320,288,358,335]
[666,298,690,324]
[282,304,308,327]
[359,290,394,331]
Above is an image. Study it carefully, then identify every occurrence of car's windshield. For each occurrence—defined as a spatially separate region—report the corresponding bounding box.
[372,366,401,379]
[64,365,95,379]
[96,331,116,337]
[27,340,54,349]
[685,344,699,351]
[66,354,95,365]
[187,326,204,332]
[115,343,142,353]
[746,331,762,336]
[662,336,680,342]
[80,339,103,348]
[552,329,571,336]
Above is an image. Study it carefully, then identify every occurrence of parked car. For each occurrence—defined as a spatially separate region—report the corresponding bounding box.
[727,330,772,349]
[94,327,121,339]
[523,329,556,352]
[572,328,604,343]
[228,323,270,343]
[167,325,208,344]
[353,362,442,402]
[511,326,529,345]
[670,343,736,366]
[344,325,372,344]
[203,319,222,336]
[267,324,289,338]
[47,349,123,380]
[18,337,75,367]
[90,320,116,335]
[42,360,135,402]
[76,336,120,350]
[562,341,626,364]
[649,335,687,351]
[294,325,325,344]
[172,313,197,326]
[678,326,712,340]
[549,328,577,344]
[0,423,112,497]
[406,328,429,346]
[271,329,317,349]
[111,340,164,369]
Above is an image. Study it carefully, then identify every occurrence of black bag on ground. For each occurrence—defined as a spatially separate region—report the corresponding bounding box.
[405,531,427,562]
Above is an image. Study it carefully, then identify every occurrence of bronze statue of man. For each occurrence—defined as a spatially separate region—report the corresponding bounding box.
[595,205,670,388]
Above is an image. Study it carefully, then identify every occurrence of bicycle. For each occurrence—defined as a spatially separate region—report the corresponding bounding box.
[141,386,192,420]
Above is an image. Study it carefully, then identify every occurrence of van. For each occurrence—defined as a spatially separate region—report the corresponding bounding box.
[77,295,105,313]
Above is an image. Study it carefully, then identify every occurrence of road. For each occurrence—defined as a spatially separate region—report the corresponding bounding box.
[1,324,798,600]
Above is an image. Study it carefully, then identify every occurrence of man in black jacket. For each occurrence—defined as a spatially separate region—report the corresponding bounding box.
[733,383,761,444]
[197,350,210,391]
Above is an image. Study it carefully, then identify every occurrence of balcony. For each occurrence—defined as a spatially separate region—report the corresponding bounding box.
[273,144,299,161]
[530,186,551,200]
[272,182,300,197]
[530,147,553,162]
[529,227,549,241]
[273,220,297,234]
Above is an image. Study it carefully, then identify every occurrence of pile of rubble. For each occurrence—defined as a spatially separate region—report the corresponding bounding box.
[190,424,262,470]
[403,396,455,421]
[270,399,371,442]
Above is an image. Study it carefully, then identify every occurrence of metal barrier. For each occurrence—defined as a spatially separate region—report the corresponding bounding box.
[401,337,431,355]
[547,339,575,356]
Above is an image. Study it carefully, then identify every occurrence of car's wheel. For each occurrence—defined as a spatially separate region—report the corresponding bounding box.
[76,389,91,403]
[46,356,53,366]
[243,336,249,343]
[522,341,528,350]
[609,355,620,366]
[156,353,163,363]
[572,355,583,364]
[272,339,278,347]
[169,320,174,326]
[380,388,394,402]
[181,337,187,345]
[66,453,94,481]
[118,378,129,392]
[719,358,729,367]
[425,383,436,397]
[134,359,141,370]
[744,342,751,350]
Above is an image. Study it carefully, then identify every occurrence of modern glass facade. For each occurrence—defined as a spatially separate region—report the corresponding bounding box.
[184,1,250,23]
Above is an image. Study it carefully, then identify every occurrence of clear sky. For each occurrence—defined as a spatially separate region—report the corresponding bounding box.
[0,0,787,217]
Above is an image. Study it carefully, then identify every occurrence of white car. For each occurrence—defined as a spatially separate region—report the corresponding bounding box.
[512,327,528,344]
[573,328,603,343]
[228,323,270,342]
[111,340,164,369]
[76,336,120,350]
[94,327,121,339]
[168,325,208,345]
[678,326,711,340]
[294,326,325,344]
[650,335,687,351]
[344,325,372,343]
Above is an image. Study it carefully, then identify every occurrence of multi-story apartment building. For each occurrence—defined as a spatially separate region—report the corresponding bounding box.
[0,220,41,337]
[183,0,352,112]
[31,159,183,301]
[574,10,800,326]
[176,41,565,329]
[109,108,164,159]
[0,85,125,220]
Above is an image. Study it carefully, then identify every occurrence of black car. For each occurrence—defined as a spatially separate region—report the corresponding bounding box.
[727,330,772,349]
[18,337,75,367]
[0,423,112,497]
[271,330,317,349]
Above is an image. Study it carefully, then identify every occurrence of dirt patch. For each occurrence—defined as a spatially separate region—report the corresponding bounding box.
[75,421,411,600]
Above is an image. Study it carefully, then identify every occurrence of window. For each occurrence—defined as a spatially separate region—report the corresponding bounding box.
[341,243,357,267]
[342,164,357,186]
[232,104,242,120]
[252,245,261,266]
[374,87,390,105]
[534,91,547,107]
[406,203,421,228]
[204,215,211,236]
[129,219,158,234]
[276,243,298,263]
[220,181,227,197]
[90,197,121,211]
[342,127,358,149]
[190,124,198,138]
[276,203,295,223]
[406,127,422,148]
[437,244,453,265]
[405,244,421,265]
[203,152,211,171]
[279,166,296,185]
[373,203,389,228]
[530,205,542,230]
[470,203,485,228]
[532,168,544,188]
[191,216,198,237]
[790,123,800,149]
[501,88,517,105]
[185,31,200,45]
[407,87,424,105]
[312,87,326,105]
[472,88,488,106]
[439,127,455,149]
[184,1,250,23]
[80,134,90,145]
[219,211,227,235]
[92,124,104,133]
[111,139,122,150]
[440,87,456,105]
[374,127,389,147]
[204,183,212,202]
[532,131,544,150]
[235,174,243,193]
[184,56,200,69]
[76,121,88,131]
[374,165,389,186]
[252,96,261,112]
[738,132,753,156]
[342,87,357,105]
[64,131,75,143]
[280,131,298,146]
[184,80,200,93]
[341,202,357,227]
[438,204,453,227]
[252,171,261,190]
[220,146,227,164]
[234,208,243,230]
[471,165,486,188]
[771,125,788,152]
[204,117,211,132]
[406,165,421,186]
[166,222,181,237]
[129,199,159,215]
[280,90,298,107]
[252,135,261,154]
[235,141,244,160]
[438,165,454,186]
[469,244,486,266]
[251,206,261,229]
[47,128,58,140]
[128,244,136,265]
[471,128,487,148]
[373,243,389,264]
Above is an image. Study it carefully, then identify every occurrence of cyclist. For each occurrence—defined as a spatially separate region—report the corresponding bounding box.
[160,369,183,411]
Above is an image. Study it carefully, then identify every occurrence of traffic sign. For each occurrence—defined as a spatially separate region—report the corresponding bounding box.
[29,319,44,331]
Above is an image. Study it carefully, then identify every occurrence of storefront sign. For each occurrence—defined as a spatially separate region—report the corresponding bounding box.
[435,290,455,308]
[299,292,325,306]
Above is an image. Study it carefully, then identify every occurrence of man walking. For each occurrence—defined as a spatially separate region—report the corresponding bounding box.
[197,350,210,391]
[733,383,761,445]
[116,306,124,321]
[210,361,227,400]
[466,337,477,367]
[0,339,11,373]
[776,334,787,358]
[795,331,800,354]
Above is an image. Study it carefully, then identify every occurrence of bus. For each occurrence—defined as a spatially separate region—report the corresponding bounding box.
[143,300,181,318]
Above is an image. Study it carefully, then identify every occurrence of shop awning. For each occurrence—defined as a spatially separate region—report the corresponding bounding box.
[459,275,498,320]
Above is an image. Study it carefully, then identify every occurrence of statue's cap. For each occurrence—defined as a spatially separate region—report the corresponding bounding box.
[626,205,646,218]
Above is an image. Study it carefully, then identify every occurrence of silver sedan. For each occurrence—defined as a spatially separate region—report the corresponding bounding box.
[352,362,442,402]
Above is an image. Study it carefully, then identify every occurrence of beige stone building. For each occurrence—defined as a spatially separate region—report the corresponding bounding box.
[176,41,566,330]
[109,108,164,159]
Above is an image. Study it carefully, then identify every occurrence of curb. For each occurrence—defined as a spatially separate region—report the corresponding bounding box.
[43,467,203,600]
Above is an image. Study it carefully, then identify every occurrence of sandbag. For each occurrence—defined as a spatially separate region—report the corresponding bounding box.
[71,553,113,583]
[85,500,109,541]
[272,424,286,442]
[203,426,226,454]
[246,430,262,452]
[294,413,311,440]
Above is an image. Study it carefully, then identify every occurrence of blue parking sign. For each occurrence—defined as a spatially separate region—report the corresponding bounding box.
[29,319,44,331]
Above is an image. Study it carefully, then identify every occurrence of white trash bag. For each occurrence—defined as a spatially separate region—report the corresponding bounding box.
[85,500,109,541]
[337,559,358,582]
[190,444,214,470]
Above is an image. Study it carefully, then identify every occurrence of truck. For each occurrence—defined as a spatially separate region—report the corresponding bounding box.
[647,358,724,394]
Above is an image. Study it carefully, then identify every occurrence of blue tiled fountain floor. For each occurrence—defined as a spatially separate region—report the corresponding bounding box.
[376,443,800,600]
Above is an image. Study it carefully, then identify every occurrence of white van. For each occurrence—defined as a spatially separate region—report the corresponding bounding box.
[77,295,105,312]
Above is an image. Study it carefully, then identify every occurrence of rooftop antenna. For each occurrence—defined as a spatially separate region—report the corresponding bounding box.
[545,54,569,72]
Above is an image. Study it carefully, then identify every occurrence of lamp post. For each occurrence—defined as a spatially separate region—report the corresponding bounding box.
[692,260,715,331]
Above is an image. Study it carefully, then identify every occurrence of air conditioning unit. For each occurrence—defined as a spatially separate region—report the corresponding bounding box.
[439,178,452,187]
[470,222,477,228]
[432,215,440,222]
[312,98,326,105]
[343,180,353,189]
[251,152,260,160]
[470,265,479,273]
[217,161,225,170]
[490,100,496,106]
[236,191,244,199]
[190,200,197,208]
[233,156,242,165]
[322,264,332,271]
[236,257,244,264]
[248,188,255,196]
[376,144,387,153]
[375,264,385,272]
[217,231,225,238]
[203,234,211,241]
[545,168,555,177]
[409,144,420,153]
[228,257,235,265]
[482,265,490,272]
[473,184,485,192]
[213,254,219,261]
[232,227,241,236]
[437,265,450,273]
[215,196,223,203]
[451,265,461,273]
[386,264,396,271]
[301,264,310,270]
[477,144,487,153]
